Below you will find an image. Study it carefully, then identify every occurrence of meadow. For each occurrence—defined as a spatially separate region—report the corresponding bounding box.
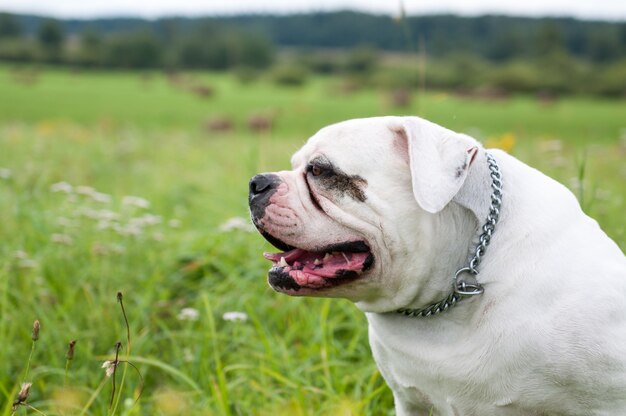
[0,65,624,415]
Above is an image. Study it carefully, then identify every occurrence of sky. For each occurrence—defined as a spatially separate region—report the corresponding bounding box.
[1,0,625,21]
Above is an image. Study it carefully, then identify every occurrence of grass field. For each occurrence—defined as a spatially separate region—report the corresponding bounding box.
[0,66,624,415]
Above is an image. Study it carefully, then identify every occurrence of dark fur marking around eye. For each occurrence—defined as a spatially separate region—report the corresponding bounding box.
[309,156,368,202]
[324,171,368,202]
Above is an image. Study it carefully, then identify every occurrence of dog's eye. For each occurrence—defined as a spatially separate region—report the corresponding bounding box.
[311,165,323,177]
[307,158,334,178]
[308,163,330,177]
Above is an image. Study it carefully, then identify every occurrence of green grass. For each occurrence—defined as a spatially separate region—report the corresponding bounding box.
[1,67,624,143]
[0,66,624,415]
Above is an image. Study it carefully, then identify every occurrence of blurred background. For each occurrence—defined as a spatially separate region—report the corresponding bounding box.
[0,2,625,97]
[0,1,624,415]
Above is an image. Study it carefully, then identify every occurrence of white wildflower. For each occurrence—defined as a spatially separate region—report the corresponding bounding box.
[101,360,117,377]
[110,244,126,254]
[96,210,119,221]
[96,220,113,230]
[218,217,255,233]
[568,178,589,193]
[92,242,109,255]
[50,181,73,193]
[152,232,164,242]
[18,258,38,269]
[222,311,248,322]
[13,250,28,259]
[125,224,143,236]
[73,186,112,203]
[538,139,563,153]
[122,196,150,209]
[114,223,143,237]
[139,214,162,226]
[550,156,567,168]
[75,185,95,195]
[94,243,125,255]
[13,251,39,269]
[0,168,11,179]
[168,219,181,228]
[183,348,194,362]
[51,233,73,245]
[78,208,99,219]
[595,189,611,201]
[90,191,112,204]
[57,217,78,228]
[177,307,200,321]
[129,214,161,228]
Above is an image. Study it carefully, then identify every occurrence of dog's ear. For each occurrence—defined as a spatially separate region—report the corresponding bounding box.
[391,116,479,214]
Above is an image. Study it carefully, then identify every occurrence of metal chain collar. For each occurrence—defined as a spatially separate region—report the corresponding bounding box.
[396,152,503,318]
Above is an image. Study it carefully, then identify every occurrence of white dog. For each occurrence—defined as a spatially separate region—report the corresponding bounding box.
[248,116,626,415]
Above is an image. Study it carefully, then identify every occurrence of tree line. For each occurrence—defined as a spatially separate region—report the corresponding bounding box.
[0,11,624,96]
[3,12,625,63]
[0,14,275,69]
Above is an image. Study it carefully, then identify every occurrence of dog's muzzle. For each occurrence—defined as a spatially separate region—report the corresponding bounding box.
[248,172,374,292]
[248,173,296,251]
[248,173,280,223]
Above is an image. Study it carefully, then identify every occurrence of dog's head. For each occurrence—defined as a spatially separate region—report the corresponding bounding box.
[249,116,480,312]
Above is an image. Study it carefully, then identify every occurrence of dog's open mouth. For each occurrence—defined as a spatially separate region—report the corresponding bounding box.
[262,238,374,292]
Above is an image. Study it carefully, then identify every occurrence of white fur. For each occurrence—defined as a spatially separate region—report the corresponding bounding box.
[263,116,626,415]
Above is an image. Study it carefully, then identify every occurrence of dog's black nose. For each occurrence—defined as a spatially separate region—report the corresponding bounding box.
[249,174,281,222]
[249,174,278,197]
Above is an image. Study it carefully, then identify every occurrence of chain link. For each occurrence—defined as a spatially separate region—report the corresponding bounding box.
[468,153,503,274]
[395,152,503,318]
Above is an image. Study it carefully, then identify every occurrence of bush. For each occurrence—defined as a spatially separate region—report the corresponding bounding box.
[234,66,261,84]
[38,19,64,62]
[590,60,626,97]
[532,52,583,95]
[73,30,105,67]
[373,67,420,89]
[424,55,488,90]
[237,34,274,69]
[486,61,539,94]
[0,39,38,62]
[103,32,162,69]
[0,12,22,38]
[296,51,342,74]
[175,26,274,70]
[344,45,378,74]
[270,63,309,86]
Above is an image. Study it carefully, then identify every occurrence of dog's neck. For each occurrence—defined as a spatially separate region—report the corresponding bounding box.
[398,203,478,312]
[394,149,496,313]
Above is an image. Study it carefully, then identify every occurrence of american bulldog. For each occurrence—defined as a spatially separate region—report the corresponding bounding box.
[248,116,626,415]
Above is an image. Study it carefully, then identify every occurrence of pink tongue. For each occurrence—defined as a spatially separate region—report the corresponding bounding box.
[263,249,369,279]
[302,252,369,278]
[264,248,370,288]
